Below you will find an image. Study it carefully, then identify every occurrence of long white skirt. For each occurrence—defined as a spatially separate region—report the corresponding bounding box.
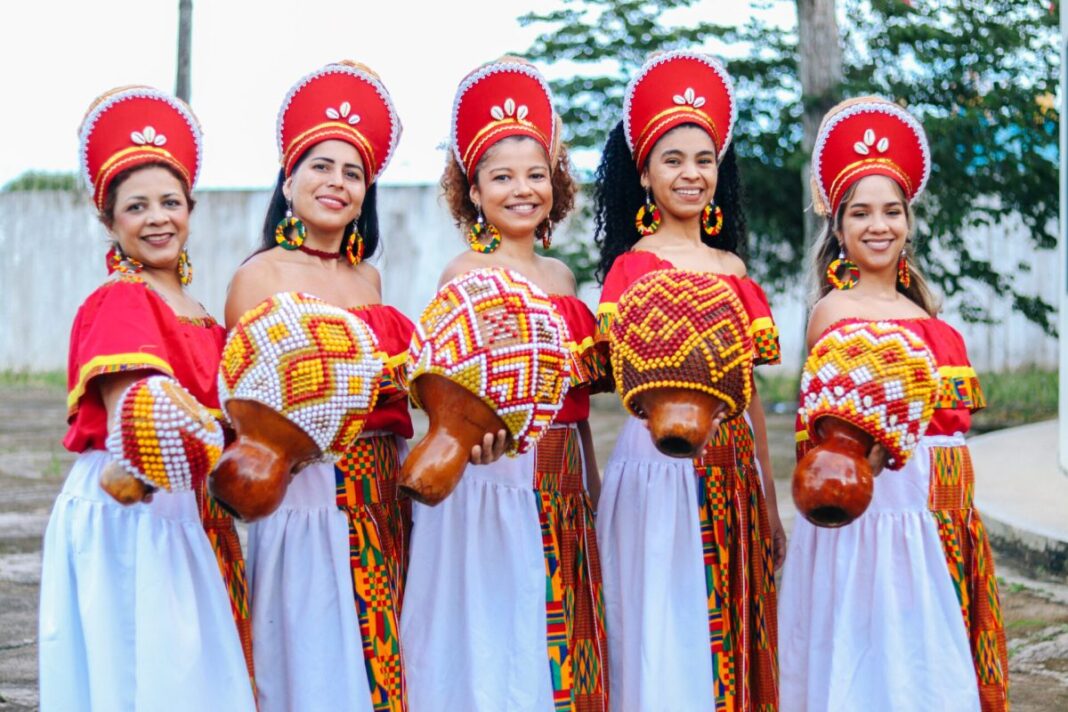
[401,426,587,712]
[39,450,256,712]
[778,434,980,712]
[247,459,376,712]
[598,415,719,711]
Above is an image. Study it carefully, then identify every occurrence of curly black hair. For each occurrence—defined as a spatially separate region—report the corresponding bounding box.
[256,160,381,260]
[593,120,748,284]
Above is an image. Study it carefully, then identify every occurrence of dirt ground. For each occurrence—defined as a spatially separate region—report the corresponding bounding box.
[2,385,1067,710]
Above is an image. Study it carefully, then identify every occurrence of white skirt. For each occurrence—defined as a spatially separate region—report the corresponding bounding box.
[401,425,587,712]
[778,434,980,712]
[597,415,719,711]
[38,450,256,712]
[247,459,375,712]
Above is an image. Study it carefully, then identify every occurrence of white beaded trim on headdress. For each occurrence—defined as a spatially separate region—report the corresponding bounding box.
[449,61,557,169]
[78,87,203,195]
[811,100,931,212]
[276,63,402,177]
[622,49,738,161]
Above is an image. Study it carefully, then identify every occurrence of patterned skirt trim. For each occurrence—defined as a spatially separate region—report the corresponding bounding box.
[694,417,779,712]
[533,426,610,712]
[335,435,411,712]
[927,442,1009,711]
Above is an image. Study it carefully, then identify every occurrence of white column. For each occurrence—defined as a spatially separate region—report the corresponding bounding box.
[1059,6,1067,475]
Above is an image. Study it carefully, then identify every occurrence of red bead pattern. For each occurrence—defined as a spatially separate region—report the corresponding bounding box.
[219,292,384,456]
[609,269,755,420]
[105,375,225,492]
[798,321,940,469]
[407,269,572,455]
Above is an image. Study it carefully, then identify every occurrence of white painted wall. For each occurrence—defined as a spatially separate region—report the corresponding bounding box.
[0,187,1058,375]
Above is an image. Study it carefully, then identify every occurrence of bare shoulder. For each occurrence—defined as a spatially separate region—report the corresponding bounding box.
[805,293,852,350]
[438,251,482,287]
[540,255,579,295]
[226,252,281,328]
[354,261,382,293]
[716,250,748,278]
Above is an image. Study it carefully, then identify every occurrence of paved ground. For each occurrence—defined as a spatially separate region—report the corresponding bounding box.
[2,386,1067,710]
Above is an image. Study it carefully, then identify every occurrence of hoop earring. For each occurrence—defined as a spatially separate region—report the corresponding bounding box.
[537,221,553,250]
[897,252,911,288]
[635,189,661,236]
[177,248,193,286]
[468,207,501,254]
[702,202,724,237]
[826,249,860,290]
[107,243,143,275]
[345,224,365,266]
[274,205,306,250]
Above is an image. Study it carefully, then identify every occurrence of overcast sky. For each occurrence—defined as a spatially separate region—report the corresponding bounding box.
[2,1,793,189]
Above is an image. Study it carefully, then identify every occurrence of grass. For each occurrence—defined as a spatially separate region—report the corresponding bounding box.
[971,368,1058,433]
[0,370,65,389]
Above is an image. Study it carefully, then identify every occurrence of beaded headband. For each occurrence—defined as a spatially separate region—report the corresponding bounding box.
[105,375,225,492]
[219,292,384,457]
[277,60,401,182]
[812,96,930,216]
[79,86,202,211]
[408,269,572,454]
[623,50,737,167]
[610,269,754,420]
[798,321,940,469]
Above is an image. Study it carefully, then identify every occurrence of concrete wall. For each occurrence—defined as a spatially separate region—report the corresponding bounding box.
[0,187,1059,374]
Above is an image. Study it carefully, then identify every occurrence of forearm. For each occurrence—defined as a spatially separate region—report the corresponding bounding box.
[747,386,778,511]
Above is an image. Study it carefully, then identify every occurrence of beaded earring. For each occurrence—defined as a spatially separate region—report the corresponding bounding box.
[108,243,144,275]
[468,207,501,254]
[701,201,724,237]
[826,249,860,290]
[177,248,193,286]
[897,252,911,288]
[346,224,365,266]
[537,221,553,250]
[635,189,661,236]
[275,203,306,250]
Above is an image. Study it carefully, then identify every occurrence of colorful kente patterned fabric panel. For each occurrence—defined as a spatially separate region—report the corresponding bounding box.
[335,435,411,712]
[928,444,1008,712]
[533,427,609,712]
[694,418,779,711]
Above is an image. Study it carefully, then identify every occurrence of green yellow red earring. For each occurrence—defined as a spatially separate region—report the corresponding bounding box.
[275,204,306,250]
[826,249,860,290]
[701,202,724,237]
[468,207,501,254]
[177,248,193,286]
[635,189,661,236]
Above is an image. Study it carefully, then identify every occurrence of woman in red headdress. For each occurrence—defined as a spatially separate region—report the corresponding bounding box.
[399,57,611,712]
[38,87,256,711]
[777,97,1009,711]
[223,61,414,712]
[592,51,782,710]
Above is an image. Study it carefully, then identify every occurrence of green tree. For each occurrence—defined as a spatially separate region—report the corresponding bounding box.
[522,0,1059,334]
[2,171,79,192]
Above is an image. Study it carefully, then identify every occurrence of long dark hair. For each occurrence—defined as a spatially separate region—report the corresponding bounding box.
[593,120,748,284]
[257,160,381,260]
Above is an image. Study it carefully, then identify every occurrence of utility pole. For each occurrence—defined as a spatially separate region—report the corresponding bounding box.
[176,0,193,103]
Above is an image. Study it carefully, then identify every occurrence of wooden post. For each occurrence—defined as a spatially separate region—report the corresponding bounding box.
[175,0,193,103]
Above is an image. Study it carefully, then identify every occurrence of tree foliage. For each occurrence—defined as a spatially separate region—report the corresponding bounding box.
[521,0,1059,334]
[3,171,79,192]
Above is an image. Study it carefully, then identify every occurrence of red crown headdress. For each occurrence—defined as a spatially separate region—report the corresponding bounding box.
[450,58,556,178]
[812,97,930,216]
[623,50,736,167]
[277,61,401,182]
[79,86,202,211]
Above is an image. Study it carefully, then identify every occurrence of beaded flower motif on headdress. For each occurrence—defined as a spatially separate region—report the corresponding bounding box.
[407,269,572,455]
[610,269,754,420]
[798,321,940,470]
[219,292,384,457]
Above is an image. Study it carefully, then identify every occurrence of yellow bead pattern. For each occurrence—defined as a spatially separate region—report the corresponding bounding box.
[105,375,225,492]
[219,292,384,457]
[407,268,572,455]
[798,321,940,470]
[609,269,755,420]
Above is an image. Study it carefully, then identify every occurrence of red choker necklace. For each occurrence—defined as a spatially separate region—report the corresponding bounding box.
[298,244,341,260]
